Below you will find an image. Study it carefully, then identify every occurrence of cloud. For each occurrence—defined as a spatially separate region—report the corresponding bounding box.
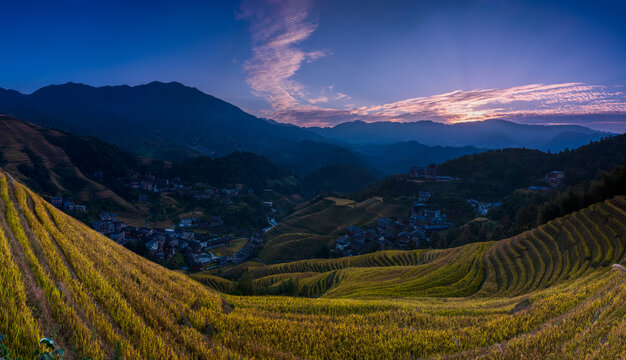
[269,82,626,130]
[240,0,328,111]
[308,96,328,104]
[238,2,626,132]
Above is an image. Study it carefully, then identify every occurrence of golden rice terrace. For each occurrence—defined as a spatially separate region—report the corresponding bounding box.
[0,171,624,359]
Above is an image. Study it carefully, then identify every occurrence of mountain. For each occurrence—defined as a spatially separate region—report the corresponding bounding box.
[1,171,625,359]
[0,82,362,174]
[0,115,313,228]
[303,163,378,195]
[0,114,138,213]
[350,141,484,174]
[436,133,626,196]
[309,119,612,151]
[3,82,611,176]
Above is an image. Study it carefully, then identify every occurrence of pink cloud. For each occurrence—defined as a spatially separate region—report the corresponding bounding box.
[267,83,626,129]
[240,0,331,111]
[239,2,626,132]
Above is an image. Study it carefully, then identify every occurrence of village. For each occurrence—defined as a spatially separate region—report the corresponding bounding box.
[111,170,254,204]
[88,211,265,271]
[46,169,269,272]
[48,166,565,267]
[334,189,449,256]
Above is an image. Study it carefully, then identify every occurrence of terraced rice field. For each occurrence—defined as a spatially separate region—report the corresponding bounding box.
[233,197,625,301]
[0,171,624,359]
[258,196,408,262]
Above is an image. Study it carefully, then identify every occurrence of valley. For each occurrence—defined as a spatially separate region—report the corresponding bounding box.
[0,171,624,359]
[2,2,626,358]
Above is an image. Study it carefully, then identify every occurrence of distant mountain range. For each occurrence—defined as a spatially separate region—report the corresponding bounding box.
[0,81,614,175]
[309,119,611,152]
[0,81,321,159]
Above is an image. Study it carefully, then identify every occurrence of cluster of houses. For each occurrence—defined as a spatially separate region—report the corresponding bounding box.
[467,199,501,216]
[409,165,456,182]
[90,212,127,243]
[178,216,226,232]
[114,171,253,204]
[527,170,565,191]
[89,211,263,271]
[544,170,565,188]
[50,196,87,213]
[335,196,450,256]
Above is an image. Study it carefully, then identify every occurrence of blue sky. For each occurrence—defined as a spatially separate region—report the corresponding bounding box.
[1,0,625,131]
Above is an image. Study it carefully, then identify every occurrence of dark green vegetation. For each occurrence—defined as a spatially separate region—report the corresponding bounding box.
[537,161,626,224]
[302,163,378,195]
[0,115,138,218]
[0,115,305,228]
[436,133,626,199]
[315,133,626,254]
[350,141,483,174]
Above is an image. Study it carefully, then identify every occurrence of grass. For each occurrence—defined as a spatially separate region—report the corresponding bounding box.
[0,170,624,359]
[210,237,248,257]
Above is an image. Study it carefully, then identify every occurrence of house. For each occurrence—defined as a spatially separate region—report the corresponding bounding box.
[179,218,194,228]
[396,231,410,247]
[346,226,362,237]
[418,190,432,202]
[98,212,117,222]
[335,236,351,252]
[138,194,148,203]
[377,218,393,232]
[423,222,449,235]
[51,197,63,208]
[409,229,426,246]
[110,231,126,244]
[92,220,115,235]
[74,205,87,212]
[188,240,202,253]
[545,171,565,188]
[63,199,74,211]
[364,229,378,242]
[410,164,437,179]
[145,240,160,252]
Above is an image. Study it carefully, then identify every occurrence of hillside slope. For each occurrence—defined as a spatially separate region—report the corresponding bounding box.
[258,196,408,263]
[0,115,137,214]
[1,172,624,359]
[217,196,626,299]
[0,83,371,175]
